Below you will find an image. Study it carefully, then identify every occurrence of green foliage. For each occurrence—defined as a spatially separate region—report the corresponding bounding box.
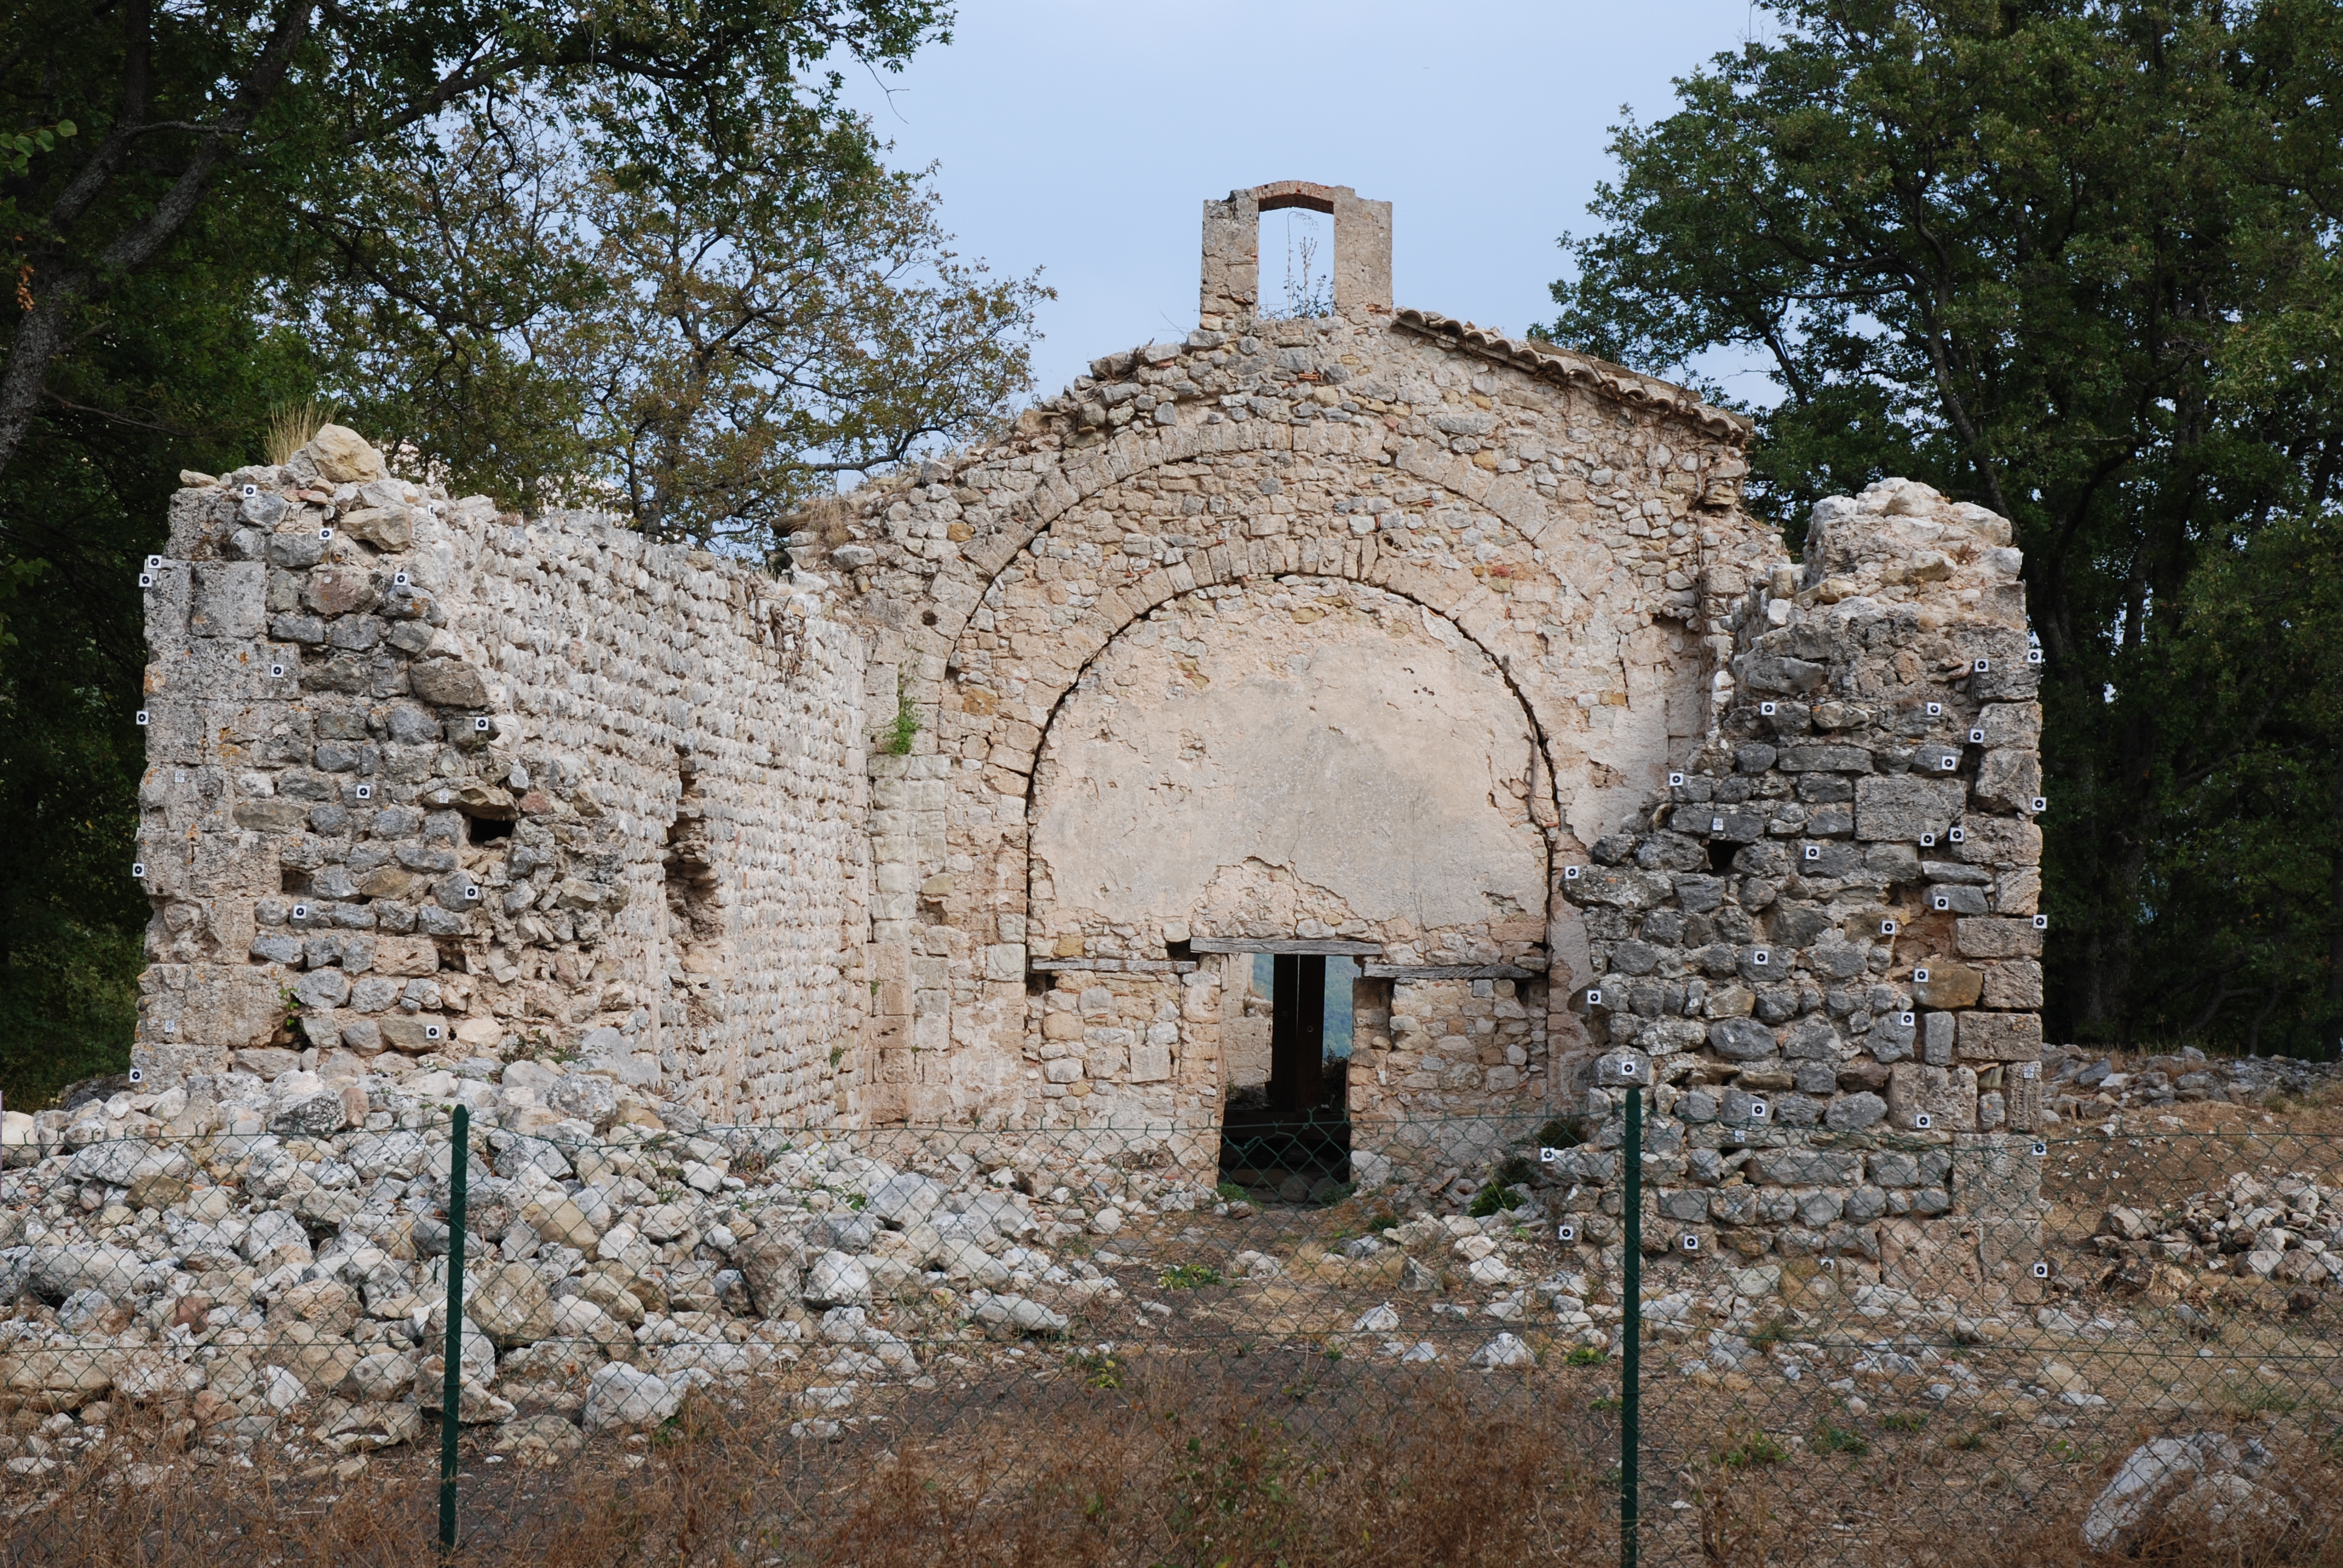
[1565,1344,1607,1367]
[1159,1263,1225,1290]
[1216,1181,1250,1203]
[1722,1431,1789,1466]
[0,2,1021,1100]
[1813,1422,1870,1457]
[1534,1117,1584,1152]
[1881,1411,1928,1433]
[884,675,920,756]
[1468,1182,1525,1218]
[2,120,74,180]
[1547,0,2343,1052]
[1066,1349,1122,1389]
[2227,1380,2299,1416]
[303,103,1047,548]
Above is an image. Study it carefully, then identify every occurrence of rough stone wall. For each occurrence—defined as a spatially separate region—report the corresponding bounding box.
[133,431,870,1126]
[1554,477,2048,1280]
[813,183,1784,1143]
[125,182,2047,1269]
[1022,579,1553,1148]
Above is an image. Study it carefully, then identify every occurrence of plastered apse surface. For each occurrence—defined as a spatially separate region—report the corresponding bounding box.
[1030,583,1546,938]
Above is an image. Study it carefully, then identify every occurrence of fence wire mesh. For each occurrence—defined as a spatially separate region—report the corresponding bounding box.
[3,1087,2343,1565]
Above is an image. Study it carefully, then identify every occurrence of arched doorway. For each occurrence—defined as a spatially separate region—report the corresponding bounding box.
[1024,577,1552,1190]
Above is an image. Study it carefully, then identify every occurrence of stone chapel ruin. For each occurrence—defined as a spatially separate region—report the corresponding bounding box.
[129,182,2048,1267]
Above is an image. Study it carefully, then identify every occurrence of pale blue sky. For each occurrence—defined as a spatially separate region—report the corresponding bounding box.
[837,1,1779,405]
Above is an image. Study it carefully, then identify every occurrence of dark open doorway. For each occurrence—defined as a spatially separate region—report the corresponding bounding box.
[1219,952,1353,1201]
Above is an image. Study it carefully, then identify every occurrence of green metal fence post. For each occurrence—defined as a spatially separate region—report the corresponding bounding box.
[1620,1082,1642,1568]
[440,1103,469,1555]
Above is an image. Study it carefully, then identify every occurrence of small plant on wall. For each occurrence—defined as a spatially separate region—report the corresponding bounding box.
[883,675,918,755]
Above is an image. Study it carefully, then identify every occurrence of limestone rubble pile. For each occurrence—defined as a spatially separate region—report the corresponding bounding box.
[2043,1042,2343,1119]
[0,1058,1205,1459]
[2100,1170,2343,1284]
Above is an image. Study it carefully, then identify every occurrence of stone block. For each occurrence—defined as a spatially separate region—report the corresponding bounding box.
[1886,1062,1978,1131]
[1955,917,2044,959]
[1971,749,2042,812]
[1912,962,1982,1008]
[1981,959,2042,1009]
[1854,776,1966,841]
[1955,1010,2040,1062]
[1954,814,2042,866]
[1949,1134,2040,1222]
[191,562,266,638]
[1707,1018,1775,1060]
[410,657,491,708]
[1993,867,2040,915]
[1878,1218,1982,1297]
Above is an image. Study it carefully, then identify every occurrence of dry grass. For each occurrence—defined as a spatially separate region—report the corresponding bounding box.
[3,1359,1607,1567]
[263,400,337,467]
[8,1354,2342,1567]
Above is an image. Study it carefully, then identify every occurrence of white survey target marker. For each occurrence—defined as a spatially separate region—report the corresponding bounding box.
[1969,728,1985,744]
[1564,866,1581,881]
[1914,967,1931,983]
[1668,773,1685,788]
[1949,826,1966,843]
[136,710,150,726]
[2033,914,2048,930]
[1803,844,1820,860]
[473,717,491,732]
[1680,1234,1700,1252]
[128,1068,143,1085]
[131,861,146,878]
[1557,1223,1577,1243]
[355,785,372,800]
[2031,1261,2050,1279]
[1760,701,1777,716]
[1915,1112,1933,1129]
[1898,1011,1915,1027]
[1881,920,1898,936]
[1925,702,1942,717]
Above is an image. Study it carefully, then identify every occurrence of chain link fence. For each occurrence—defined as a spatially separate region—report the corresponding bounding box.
[4,1091,2343,1563]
